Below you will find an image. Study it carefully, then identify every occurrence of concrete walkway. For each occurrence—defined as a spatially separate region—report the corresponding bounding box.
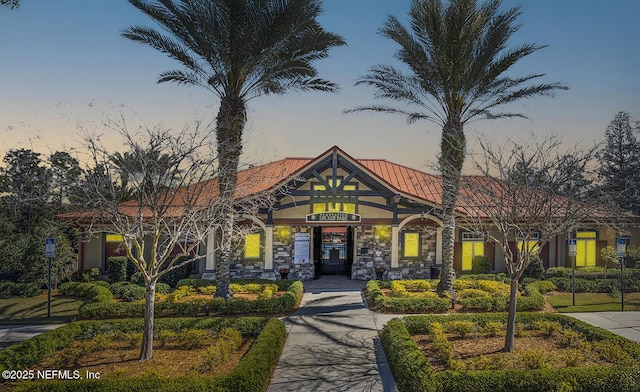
[267,276,399,392]
[565,312,640,342]
[0,324,65,349]
[267,276,640,391]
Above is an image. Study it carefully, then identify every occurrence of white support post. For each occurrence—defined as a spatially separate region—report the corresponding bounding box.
[391,225,399,268]
[265,226,273,270]
[436,227,443,265]
[206,231,215,271]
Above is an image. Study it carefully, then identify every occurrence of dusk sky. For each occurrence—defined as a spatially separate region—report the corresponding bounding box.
[1,0,639,171]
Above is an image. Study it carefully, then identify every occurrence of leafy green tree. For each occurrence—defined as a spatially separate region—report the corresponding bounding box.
[598,111,640,214]
[122,0,345,300]
[0,207,29,278]
[349,0,566,295]
[1,0,20,9]
[49,151,83,211]
[20,223,77,290]
[0,149,52,234]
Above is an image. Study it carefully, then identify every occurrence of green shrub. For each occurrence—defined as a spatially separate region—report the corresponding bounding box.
[156,282,171,295]
[155,329,177,348]
[483,321,504,337]
[158,256,193,288]
[533,320,562,337]
[77,280,303,319]
[6,317,285,392]
[382,319,435,392]
[562,349,584,367]
[107,256,128,283]
[472,255,492,274]
[523,255,545,280]
[130,271,144,285]
[0,281,42,297]
[528,279,556,293]
[519,349,552,369]
[626,247,640,269]
[517,284,545,311]
[384,314,640,392]
[560,329,584,348]
[460,296,507,311]
[198,285,217,295]
[430,322,453,364]
[446,320,475,338]
[59,282,113,304]
[458,288,490,298]
[367,280,449,313]
[180,329,213,349]
[592,340,634,365]
[177,278,217,289]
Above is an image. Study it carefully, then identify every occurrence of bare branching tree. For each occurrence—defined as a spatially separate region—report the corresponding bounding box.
[65,119,291,361]
[73,121,221,360]
[457,136,603,352]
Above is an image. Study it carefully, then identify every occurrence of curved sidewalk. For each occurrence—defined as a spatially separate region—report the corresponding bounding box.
[267,276,399,392]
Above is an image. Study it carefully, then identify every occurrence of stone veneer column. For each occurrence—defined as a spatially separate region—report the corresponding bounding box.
[391,225,399,268]
[265,226,273,270]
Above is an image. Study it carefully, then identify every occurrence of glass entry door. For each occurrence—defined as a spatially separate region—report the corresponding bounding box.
[321,227,348,274]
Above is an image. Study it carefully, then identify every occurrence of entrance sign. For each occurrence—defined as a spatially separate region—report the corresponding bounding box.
[306,212,361,223]
[294,233,310,264]
[616,238,627,258]
[45,238,55,258]
[568,239,577,257]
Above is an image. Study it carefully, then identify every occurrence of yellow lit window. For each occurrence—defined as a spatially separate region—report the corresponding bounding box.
[328,203,341,212]
[313,203,325,213]
[462,241,484,271]
[343,184,356,191]
[518,241,540,255]
[576,231,596,267]
[313,184,326,191]
[343,203,356,213]
[244,233,261,259]
[403,232,420,258]
[106,234,124,242]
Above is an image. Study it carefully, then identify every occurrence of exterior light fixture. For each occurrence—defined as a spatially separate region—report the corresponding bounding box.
[393,194,401,204]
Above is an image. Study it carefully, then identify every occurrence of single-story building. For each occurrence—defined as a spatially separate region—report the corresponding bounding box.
[63,146,640,281]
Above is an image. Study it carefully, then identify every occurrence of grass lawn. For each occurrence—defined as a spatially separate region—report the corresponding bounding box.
[546,291,640,312]
[0,292,85,324]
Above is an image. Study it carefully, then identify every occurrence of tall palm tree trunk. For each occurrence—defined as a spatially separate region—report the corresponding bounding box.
[437,122,465,295]
[214,95,246,300]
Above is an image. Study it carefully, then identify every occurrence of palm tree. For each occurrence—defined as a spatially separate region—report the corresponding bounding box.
[122,0,345,301]
[348,0,566,295]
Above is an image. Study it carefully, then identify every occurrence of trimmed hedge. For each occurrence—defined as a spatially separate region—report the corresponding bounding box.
[0,281,42,297]
[384,313,640,392]
[3,317,284,392]
[366,280,449,313]
[77,280,304,319]
[369,278,545,313]
[58,282,113,304]
[381,318,435,392]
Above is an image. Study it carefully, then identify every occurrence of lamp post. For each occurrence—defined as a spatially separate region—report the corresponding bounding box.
[568,237,577,306]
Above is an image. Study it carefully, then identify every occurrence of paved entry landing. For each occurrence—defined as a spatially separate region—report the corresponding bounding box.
[267,276,398,392]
